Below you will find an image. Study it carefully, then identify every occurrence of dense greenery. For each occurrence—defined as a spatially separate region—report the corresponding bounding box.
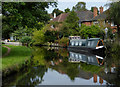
[64,8,70,13]
[107,1,120,36]
[2,2,57,39]
[80,24,105,39]
[2,46,8,56]
[60,11,79,37]
[72,2,87,11]
[52,8,63,17]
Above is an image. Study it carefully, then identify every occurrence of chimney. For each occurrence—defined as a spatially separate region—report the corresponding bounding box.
[99,6,103,14]
[93,7,98,18]
[54,12,56,18]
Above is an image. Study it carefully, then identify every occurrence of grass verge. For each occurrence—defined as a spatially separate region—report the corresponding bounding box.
[2,46,8,56]
[2,45,31,77]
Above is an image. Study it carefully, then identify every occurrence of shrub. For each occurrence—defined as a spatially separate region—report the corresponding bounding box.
[20,36,32,45]
[59,37,69,47]
[80,24,105,39]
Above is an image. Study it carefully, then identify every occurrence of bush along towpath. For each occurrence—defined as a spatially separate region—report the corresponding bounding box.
[2,45,32,77]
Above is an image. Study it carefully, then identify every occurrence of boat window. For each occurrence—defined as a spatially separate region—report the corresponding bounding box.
[98,40,103,46]
[79,42,82,46]
[82,42,86,46]
[75,42,78,46]
[88,41,91,46]
[71,42,74,46]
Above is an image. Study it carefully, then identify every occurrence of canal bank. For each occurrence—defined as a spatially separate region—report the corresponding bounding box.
[2,45,32,77]
[2,46,120,86]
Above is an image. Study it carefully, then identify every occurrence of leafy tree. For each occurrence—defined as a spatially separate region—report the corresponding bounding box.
[20,36,32,45]
[44,30,58,42]
[80,24,105,39]
[72,2,87,11]
[107,1,120,37]
[2,2,57,39]
[32,27,46,45]
[52,8,63,17]
[64,8,70,13]
[60,11,79,37]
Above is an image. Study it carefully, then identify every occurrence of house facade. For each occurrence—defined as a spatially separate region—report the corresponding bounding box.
[50,6,117,33]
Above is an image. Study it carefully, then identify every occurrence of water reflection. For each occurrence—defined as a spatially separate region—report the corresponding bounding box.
[2,46,120,86]
[69,51,104,66]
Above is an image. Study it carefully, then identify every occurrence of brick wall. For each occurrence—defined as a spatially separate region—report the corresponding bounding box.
[82,22,92,26]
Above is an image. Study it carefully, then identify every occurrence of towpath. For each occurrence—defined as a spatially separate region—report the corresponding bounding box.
[2,46,11,57]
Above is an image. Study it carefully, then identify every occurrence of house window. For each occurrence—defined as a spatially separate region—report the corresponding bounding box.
[93,21,98,25]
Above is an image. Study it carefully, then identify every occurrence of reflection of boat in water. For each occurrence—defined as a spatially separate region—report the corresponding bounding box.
[68,51,104,66]
[68,36,106,54]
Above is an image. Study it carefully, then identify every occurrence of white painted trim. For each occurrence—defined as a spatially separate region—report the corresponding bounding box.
[96,55,103,59]
[96,46,104,49]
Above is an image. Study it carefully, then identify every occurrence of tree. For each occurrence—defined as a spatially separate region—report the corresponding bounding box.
[72,2,87,11]
[107,1,120,37]
[2,2,57,39]
[52,8,63,17]
[64,8,70,13]
[80,24,105,39]
[60,11,79,37]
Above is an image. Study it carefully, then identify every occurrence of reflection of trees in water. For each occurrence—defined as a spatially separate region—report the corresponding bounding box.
[16,66,47,86]
[104,42,120,86]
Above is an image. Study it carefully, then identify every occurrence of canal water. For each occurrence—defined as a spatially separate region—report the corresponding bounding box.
[2,46,120,86]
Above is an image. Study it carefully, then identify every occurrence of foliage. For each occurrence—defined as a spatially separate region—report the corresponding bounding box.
[64,8,70,13]
[44,30,58,42]
[2,2,57,39]
[107,1,120,35]
[80,24,105,39]
[32,28,46,45]
[59,37,69,47]
[107,27,114,39]
[72,2,87,11]
[20,36,32,45]
[60,11,79,37]
[52,8,63,17]
[2,46,8,56]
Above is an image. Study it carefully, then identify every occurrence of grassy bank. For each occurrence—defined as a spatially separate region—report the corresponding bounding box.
[2,45,31,77]
[2,46,8,56]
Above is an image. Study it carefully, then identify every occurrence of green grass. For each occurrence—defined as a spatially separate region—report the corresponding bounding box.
[2,46,8,56]
[2,45,31,71]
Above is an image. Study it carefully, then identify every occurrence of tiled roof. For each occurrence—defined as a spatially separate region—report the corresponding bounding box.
[52,13,69,22]
[92,11,107,21]
[76,11,94,22]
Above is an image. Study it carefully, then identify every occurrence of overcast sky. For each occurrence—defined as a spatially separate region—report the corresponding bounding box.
[46,0,111,13]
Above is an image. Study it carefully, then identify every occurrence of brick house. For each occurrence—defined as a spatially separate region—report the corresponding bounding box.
[50,6,117,33]
[92,6,117,33]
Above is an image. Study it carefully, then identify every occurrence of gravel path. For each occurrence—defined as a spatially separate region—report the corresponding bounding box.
[2,46,11,57]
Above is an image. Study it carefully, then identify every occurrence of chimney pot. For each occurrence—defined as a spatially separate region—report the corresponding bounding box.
[99,6,103,14]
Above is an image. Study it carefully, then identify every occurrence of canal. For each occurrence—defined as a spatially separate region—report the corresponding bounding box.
[2,46,120,86]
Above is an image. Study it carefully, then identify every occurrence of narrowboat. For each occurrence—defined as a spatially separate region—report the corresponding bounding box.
[68,36,106,54]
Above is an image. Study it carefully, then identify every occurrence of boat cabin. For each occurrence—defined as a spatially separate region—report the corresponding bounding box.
[69,37,104,49]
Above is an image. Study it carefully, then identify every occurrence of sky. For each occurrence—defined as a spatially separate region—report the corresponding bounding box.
[46,0,112,13]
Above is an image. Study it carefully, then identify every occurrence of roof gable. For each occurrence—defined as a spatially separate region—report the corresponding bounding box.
[52,13,69,22]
